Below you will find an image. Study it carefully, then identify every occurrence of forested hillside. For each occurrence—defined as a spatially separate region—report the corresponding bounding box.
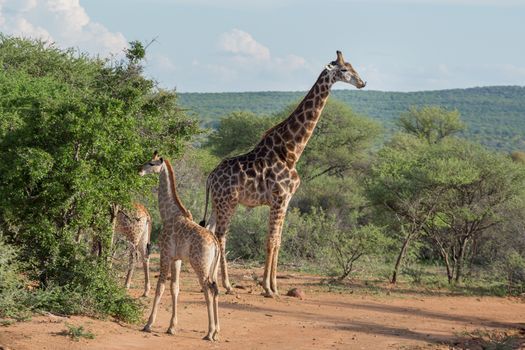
[179,86,525,152]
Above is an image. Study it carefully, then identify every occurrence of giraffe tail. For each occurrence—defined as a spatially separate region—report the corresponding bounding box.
[146,216,152,258]
[199,175,211,227]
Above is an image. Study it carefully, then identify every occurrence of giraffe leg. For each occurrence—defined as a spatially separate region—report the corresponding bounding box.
[211,248,220,341]
[214,205,237,294]
[202,282,217,341]
[217,235,234,294]
[262,201,288,297]
[167,260,181,335]
[143,258,169,332]
[124,249,135,289]
[270,242,281,294]
[212,283,220,341]
[139,244,151,297]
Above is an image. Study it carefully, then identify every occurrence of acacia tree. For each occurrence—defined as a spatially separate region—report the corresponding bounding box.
[0,36,199,319]
[369,133,524,284]
[420,140,524,283]
[397,105,464,144]
[367,134,443,283]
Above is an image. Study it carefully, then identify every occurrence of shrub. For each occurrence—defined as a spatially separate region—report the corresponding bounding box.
[0,233,29,318]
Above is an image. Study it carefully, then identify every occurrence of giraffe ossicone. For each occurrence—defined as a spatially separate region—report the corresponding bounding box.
[200,50,366,297]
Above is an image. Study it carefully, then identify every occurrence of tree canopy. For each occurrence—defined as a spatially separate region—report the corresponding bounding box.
[0,35,199,320]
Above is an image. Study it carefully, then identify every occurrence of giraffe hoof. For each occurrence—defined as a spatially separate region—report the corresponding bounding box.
[167,328,175,335]
[203,334,213,341]
[142,326,152,333]
[261,291,274,298]
[225,289,236,295]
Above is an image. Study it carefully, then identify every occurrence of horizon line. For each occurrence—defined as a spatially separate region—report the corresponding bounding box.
[176,85,525,94]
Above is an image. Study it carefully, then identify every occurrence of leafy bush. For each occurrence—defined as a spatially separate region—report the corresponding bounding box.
[0,234,28,318]
[227,207,269,262]
[501,251,525,295]
[0,36,197,320]
[62,323,95,341]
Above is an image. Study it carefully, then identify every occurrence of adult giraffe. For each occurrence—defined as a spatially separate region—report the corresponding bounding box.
[200,51,366,297]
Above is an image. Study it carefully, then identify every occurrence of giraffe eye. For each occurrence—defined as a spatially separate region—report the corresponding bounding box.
[148,162,155,166]
[341,68,348,72]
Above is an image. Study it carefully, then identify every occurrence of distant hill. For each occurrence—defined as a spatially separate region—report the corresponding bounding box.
[178,86,525,152]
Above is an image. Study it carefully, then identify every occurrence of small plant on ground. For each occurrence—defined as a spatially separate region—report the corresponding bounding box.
[62,323,95,341]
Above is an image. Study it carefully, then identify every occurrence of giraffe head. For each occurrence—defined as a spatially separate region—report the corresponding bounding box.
[139,150,164,176]
[326,51,366,89]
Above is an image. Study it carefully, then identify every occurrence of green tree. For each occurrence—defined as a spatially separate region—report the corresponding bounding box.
[367,134,441,283]
[369,134,525,284]
[274,99,381,181]
[0,36,199,320]
[206,111,275,157]
[421,139,525,283]
[397,105,464,144]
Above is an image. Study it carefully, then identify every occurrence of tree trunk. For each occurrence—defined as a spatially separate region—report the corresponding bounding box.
[436,240,453,284]
[391,234,412,284]
[454,238,469,283]
[444,255,453,284]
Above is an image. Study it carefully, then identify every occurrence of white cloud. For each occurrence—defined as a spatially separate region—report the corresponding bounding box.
[148,52,177,72]
[211,29,312,89]
[0,0,127,57]
[218,29,270,61]
[217,28,308,71]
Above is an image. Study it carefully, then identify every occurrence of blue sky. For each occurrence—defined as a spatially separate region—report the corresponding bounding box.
[1,0,524,92]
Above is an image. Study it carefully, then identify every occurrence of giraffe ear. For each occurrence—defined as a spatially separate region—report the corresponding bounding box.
[153,150,159,160]
[159,157,164,163]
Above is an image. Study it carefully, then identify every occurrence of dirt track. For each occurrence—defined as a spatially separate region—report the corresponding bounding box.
[1,259,524,350]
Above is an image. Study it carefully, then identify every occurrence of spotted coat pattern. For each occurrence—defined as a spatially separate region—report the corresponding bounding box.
[201,51,366,297]
[140,154,220,341]
[114,202,152,297]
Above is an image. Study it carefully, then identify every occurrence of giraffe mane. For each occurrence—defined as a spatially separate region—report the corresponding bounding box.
[164,158,192,219]
[259,68,329,141]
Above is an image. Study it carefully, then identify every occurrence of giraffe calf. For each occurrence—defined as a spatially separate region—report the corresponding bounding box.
[139,151,220,341]
[114,202,152,297]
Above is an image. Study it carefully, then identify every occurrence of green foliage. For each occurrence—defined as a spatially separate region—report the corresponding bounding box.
[273,99,381,181]
[62,323,95,341]
[369,132,525,284]
[0,35,198,320]
[323,223,387,280]
[179,86,525,152]
[125,40,145,64]
[206,111,275,158]
[283,208,388,279]
[227,207,270,261]
[0,233,28,318]
[500,251,525,295]
[397,105,464,143]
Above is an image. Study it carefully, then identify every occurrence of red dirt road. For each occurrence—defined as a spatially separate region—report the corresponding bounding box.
[1,264,524,350]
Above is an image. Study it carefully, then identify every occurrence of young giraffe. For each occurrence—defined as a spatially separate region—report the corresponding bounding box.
[140,151,220,341]
[114,202,152,297]
[200,51,366,297]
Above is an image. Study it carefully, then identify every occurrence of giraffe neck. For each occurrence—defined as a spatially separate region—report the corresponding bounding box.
[261,69,335,166]
[158,159,191,222]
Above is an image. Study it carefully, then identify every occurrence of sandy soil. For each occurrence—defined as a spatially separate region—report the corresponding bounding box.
[1,257,524,350]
